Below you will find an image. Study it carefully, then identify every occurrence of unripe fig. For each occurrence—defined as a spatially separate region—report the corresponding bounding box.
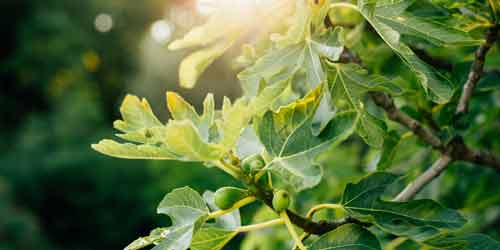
[241,154,265,174]
[214,187,249,210]
[272,189,290,212]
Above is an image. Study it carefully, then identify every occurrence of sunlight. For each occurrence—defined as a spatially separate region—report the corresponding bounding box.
[196,0,217,16]
[195,0,259,17]
[150,20,173,45]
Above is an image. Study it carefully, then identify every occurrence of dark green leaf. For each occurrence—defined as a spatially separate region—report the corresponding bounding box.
[358,0,455,103]
[424,233,500,250]
[377,131,402,170]
[341,172,467,241]
[308,223,381,250]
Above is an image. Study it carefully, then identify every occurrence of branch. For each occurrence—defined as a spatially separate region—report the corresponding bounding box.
[321,12,500,207]
[371,92,500,200]
[456,25,500,115]
[370,92,444,149]
[371,92,500,171]
[393,155,453,202]
[252,185,370,235]
[449,137,500,172]
[391,135,500,202]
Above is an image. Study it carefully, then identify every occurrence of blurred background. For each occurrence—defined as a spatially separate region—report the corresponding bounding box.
[1,1,500,250]
[0,1,243,249]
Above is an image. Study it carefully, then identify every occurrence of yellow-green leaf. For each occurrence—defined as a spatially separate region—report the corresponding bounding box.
[217,97,252,150]
[164,120,225,162]
[113,95,162,133]
[190,226,238,250]
[178,39,235,89]
[91,139,177,160]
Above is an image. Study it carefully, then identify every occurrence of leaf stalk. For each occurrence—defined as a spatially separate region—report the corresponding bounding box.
[281,211,307,250]
[306,203,345,219]
[236,218,285,233]
[207,196,257,219]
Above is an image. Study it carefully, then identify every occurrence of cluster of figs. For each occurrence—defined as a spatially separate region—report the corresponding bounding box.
[214,154,291,212]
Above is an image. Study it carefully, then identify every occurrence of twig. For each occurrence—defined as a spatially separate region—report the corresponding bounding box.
[456,25,500,115]
[370,92,444,150]
[449,137,500,172]
[370,92,500,172]
[393,155,453,202]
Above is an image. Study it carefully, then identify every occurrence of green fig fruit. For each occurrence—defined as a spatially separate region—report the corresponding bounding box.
[214,187,249,210]
[272,189,290,212]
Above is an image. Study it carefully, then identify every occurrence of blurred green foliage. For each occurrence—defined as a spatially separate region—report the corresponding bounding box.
[0,1,237,250]
[1,0,500,250]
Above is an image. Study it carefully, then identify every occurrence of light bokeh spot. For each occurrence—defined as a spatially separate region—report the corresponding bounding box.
[151,20,173,44]
[94,13,113,33]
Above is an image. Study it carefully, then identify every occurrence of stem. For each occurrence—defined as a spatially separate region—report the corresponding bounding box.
[306,204,345,219]
[281,211,307,250]
[236,218,285,233]
[393,155,453,202]
[267,172,273,188]
[292,233,311,250]
[207,196,257,219]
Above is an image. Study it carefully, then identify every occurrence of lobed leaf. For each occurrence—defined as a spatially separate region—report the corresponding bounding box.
[326,63,401,148]
[166,92,215,140]
[162,120,225,162]
[358,0,456,103]
[239,27,344,98]
[341,172,467,241]
[255,86,359,191]
[153,187,209,250]
[113,95,163,133]
[93,92,252,163]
